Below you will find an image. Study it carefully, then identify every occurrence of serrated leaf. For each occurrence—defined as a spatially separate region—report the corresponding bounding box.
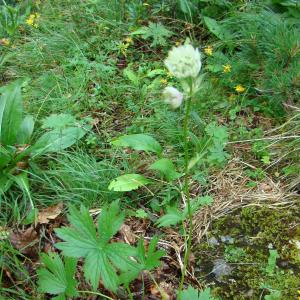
[37,252,78,299]
[186,196,214,216]
[108,174,151,192]
[204,16,231,41]
[55,201,140,292]
[136,236,165,270]
[156,206,183,227]
[112,134,162,154]
[42,114,76,130]
[149,158,181,181]
[180,286,216,300]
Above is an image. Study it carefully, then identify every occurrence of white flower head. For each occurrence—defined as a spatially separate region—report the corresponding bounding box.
[164,44,201,79]
[162,86,183,109]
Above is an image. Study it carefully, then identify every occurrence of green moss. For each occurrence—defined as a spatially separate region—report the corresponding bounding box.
[195,204,300,299]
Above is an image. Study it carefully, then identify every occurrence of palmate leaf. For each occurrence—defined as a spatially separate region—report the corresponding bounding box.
[37,252,78,299]
[179,286,217,300]
[55,201,140,292]
[136,236,165,270]
[108,173,151,192]
[111,133,162,154]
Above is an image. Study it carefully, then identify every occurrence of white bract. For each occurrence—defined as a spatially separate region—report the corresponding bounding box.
[164,44,201,79]
[162,86,183,109]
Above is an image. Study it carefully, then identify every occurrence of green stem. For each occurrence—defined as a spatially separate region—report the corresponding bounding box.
[179,82,194,293]
[127,286,134,300]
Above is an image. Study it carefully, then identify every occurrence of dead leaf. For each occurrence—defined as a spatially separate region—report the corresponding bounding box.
[119,224,136,244]
[9,227,39,257]
[38,202,63,224]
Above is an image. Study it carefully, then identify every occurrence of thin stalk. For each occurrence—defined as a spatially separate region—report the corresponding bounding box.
[179,82,194,293]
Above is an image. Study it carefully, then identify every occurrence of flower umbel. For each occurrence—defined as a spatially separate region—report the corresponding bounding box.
[162,86,183,109]
[223,64,231,73]
[204,45,213,56]
[235,84,246,93]
[164,44,201,79]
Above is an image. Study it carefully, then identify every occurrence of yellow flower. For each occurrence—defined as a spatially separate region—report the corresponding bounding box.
[223,64,231,73]
[26,15,35,26]
[167,71,173,78]
[143,2,150,6]
[235,84,246,93]
[125,37,133,44]
[160,78,168,85]
[0,38,10,46]
[25,13,40,27]
[204,45,213,56]
[175,41,181,46]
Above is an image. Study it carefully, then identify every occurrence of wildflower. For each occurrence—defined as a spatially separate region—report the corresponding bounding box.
[175,41,181,46]
[0,38,10,46]
[25,13,40,28]
[167,72,173,78]
[164,44,201,79]
[160,79,168,85]
[235,84,246,93]
[125,37,133,44]
[143,2,150,6]
[223,64,231,73]
[162,86,183,109]
[204,45,213,56]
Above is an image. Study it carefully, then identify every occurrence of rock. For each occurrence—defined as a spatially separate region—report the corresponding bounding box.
[208,236,219,246]
[212,259,232,281]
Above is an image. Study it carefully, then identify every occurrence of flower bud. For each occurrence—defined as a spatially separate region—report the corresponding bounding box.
[162,87,183,109]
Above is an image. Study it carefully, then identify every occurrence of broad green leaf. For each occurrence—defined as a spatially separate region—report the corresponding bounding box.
[149,158,180,181]
[31,127,86,156]
[156,207,183,227]
[12,173,31,200]
[37,252,78,299]
[17,115,34,144]
[0,80,23,145]
[180,286,216,300]
[179,0,195,14]
[112,134,162,154]
[204,16,231,41]
[108,174,150,192]
[55,201,141,292]
[266,249,279,275]
[123,68,139,86]
[42,114,76,130]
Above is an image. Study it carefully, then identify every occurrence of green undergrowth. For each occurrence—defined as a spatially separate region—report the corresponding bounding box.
[1,0,299,298]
